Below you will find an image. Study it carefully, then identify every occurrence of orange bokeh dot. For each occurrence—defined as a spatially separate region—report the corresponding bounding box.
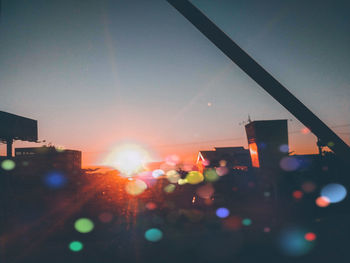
[316,196,330,207]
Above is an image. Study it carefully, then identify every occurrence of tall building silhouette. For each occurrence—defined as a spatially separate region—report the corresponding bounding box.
[245,120,288,169]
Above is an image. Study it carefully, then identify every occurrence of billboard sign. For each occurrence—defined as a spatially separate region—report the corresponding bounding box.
[0,111,38,142]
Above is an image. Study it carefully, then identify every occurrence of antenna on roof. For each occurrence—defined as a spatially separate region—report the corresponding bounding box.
[239,115,252,126]
[248,115,252,123]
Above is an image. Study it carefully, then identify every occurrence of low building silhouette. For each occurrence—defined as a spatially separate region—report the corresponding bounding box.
[14,146,81,174]
[197,147,251,170]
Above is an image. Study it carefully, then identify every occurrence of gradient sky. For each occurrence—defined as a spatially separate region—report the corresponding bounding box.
[1,0,349,166]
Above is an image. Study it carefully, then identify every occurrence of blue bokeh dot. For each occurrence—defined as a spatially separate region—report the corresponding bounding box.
[279,144,289,153]
[44,172,67,188]
[321,183,347,203]
[216,207,230,218]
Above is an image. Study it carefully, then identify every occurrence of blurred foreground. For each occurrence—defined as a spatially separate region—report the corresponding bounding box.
[1,155,350,263]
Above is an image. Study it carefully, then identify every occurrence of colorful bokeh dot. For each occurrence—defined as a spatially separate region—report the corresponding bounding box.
[69,241,83,252]
[44,172,66,188]
[74,218,94,233]
[279,144,289,153]
[145,202,157,210]
[280,157,300,172]
[304,232,316,242]
[152,169,164,178]
[320,183,347,203]
[166,170,180,183]
[1,159,15,171]
[327,141,335,147]
[125,179,147,195]
[164,184,176,193]
[242,218,252,226]
[185,171,204,185]
[264,227,271,233]
[293,190,303,200]
[279,228,314,256]
[315,196,330,207]
[145,228,163,242]
[204,168,219,182]
[216,207,230,218]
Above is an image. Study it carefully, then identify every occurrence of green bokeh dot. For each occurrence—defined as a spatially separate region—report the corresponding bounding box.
[204,169,219,182]
[74,218,94,233]
[327,141,335,147]
[69,241,83,252]
[242,218,252,226]
[164,184,176,193]
[1,159,15,171]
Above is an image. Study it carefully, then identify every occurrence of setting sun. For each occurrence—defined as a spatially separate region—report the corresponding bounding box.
[103,144,152,176]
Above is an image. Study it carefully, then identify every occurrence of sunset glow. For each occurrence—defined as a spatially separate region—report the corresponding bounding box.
[1,0,349,262]
[103,144,152,176]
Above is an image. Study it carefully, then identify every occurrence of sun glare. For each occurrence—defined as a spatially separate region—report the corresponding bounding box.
[104,144,151,176]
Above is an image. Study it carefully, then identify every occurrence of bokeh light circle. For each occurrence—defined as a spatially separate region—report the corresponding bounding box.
[178,178,187,185]
[166,170,180,183]
[327,141,335,147]
[164,184,176,193]
[301,181,316,193]
[216,166,228,176]
[216,207,230,218]
[185,171,204,185]
[242,218,252,226]
[146,202,157,210]
[315,196,330,207]
[69,241,83,252]
[264,227,271,233]
[197,184,214,199]
[304,232,316,242]
[279,144,289,153]
[320,183,347,203]
[280,157,300,172]
[152,169,164,178]
[145,228,163,242]
[293,190,303,200]
[279,228,314,256]
[202,159,210,166]
[1,159,15,171]
[204,169,219,182]
[125,179,147,195]
[74,218,94,233]
[301,128,311,134]
[44,172,67,188]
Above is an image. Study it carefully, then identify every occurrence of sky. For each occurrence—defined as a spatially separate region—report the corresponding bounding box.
[1,0,349,166]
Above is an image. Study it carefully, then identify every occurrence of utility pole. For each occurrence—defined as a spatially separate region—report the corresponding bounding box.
[6,138,13,158]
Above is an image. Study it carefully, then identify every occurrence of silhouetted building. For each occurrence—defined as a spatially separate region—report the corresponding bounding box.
[0,111,38,157]
[14,146,81,174]
[245,120,288,169]
[197,147,251,170]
